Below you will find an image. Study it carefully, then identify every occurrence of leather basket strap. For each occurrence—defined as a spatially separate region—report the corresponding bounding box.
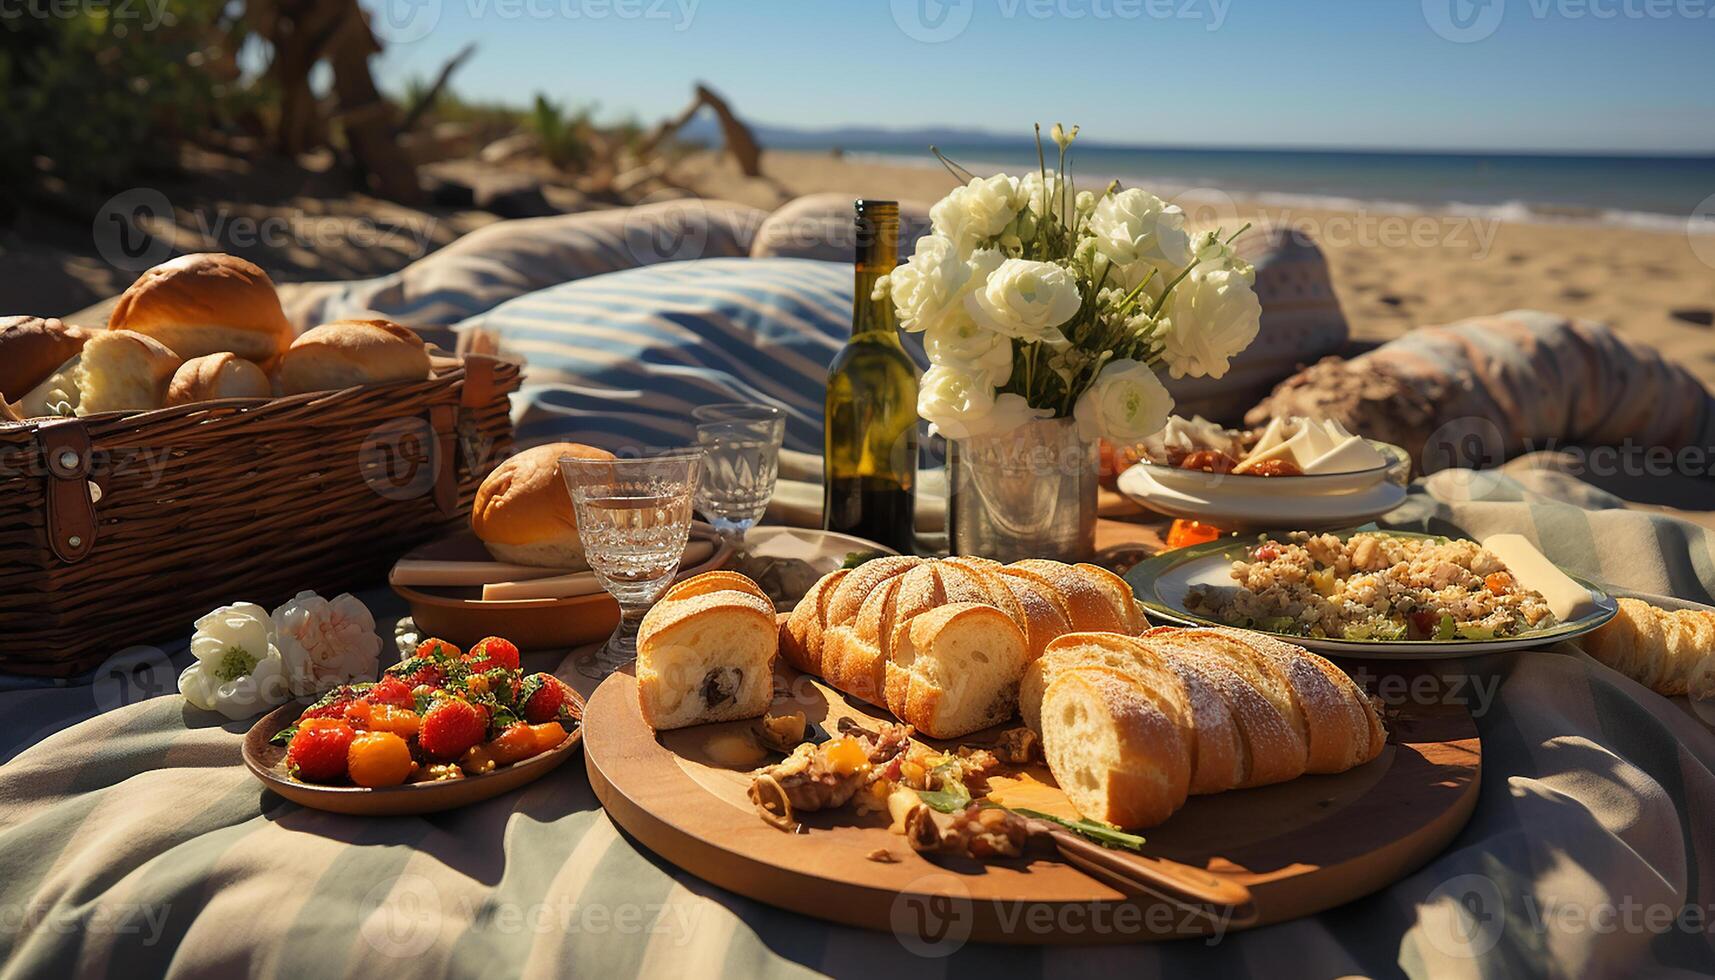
[429,403,459,517]
[38,419,98,563]
[459,354,499,410]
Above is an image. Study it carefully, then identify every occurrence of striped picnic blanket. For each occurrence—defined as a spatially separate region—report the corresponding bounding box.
[2,472,1714,978]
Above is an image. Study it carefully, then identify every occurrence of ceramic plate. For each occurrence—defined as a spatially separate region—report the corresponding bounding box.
[1138,440,1409,498]
[1117,465,1409,529]
[1126,531,1618,659]
[243,691,584,816]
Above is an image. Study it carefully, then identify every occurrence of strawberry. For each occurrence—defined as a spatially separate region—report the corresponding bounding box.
[287,719,356,782]
[464,636,520,673]
[521,673,571,724]
[418,697,488,760]
[370,674,413,707]
[415,637,463,660]
[299,686,363,721]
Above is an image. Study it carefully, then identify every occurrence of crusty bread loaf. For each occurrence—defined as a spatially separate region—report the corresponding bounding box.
[781,556,1144,737]
[1040,666,1192,829]
[637,571,778,730]
[885,603,1028,738]
[1584,597,1715,696]
[17,329,182,417]
[0,317,90,407]
[277,318,431,394]
[109,253,293,366]
[166,352,271,405]
[472,442,616,568]
[1029,630,1385,827]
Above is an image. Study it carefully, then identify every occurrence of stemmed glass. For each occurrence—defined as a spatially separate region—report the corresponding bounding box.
[561,451,702,680]
[691,404,785,567]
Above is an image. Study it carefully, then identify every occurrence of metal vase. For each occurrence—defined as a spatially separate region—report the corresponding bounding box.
[947,416,1098,563]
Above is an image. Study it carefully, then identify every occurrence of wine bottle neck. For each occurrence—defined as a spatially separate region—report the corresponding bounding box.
[852,201,898,338]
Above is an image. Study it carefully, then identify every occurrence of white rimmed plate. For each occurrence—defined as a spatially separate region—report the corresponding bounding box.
[1117,465,1409,529]
[1138,440,1409,498]
[1126,531,1619,659]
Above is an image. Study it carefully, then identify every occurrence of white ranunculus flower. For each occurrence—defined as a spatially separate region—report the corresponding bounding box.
[982,393,1054,439]
[929,175,1020,251]
[1018,170,1076,219]
[178,602,290,720]
[1087,188,1193,281]
[891,239,1002,335]
[924,315,1014,384]
[918,365,1001,440]
[1159,267,1263,380]
[1073,358,1175,443]
[965,258,1083,343]
[272,591,383,698]
[1186,229,1256,283]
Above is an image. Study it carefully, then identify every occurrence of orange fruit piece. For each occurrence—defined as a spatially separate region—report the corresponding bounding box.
[487,723,539,766]
[528,722,567,755]
[347,731,413,787]
[365,704,420,739]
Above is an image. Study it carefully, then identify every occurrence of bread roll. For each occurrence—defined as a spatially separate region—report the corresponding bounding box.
[1040,666,1192,829]
[1584,597,1715,696]
[637,572,778,730]
[472,442,616,568]
[166,353,271,406]
[277,318,431,394]
[0,317,90,407]
[109,253,293,365]
[17,329,181,417]
[780,556,1144,737]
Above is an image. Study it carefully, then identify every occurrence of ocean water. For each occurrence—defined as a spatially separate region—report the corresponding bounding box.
[838,141,1715,231]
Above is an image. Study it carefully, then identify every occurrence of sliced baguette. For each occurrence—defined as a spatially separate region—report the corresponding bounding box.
[1039,666,1191,829]
[884,602,1028,738]
[637,573,778,730]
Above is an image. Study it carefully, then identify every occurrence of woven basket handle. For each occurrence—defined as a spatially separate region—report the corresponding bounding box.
[38,419,98,563]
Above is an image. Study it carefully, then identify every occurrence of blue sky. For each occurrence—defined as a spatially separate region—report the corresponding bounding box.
[369,0,1715,153]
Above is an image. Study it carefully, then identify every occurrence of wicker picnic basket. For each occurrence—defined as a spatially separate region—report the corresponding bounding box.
[0,352,521,677]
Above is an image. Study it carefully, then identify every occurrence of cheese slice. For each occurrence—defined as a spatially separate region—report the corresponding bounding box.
[1302,434,1386,475]
[392,560,568,587]
[1246,417,1294,459]
[480,540,717,600]
[1480,533,1597,621]
[1234,423,1321,474]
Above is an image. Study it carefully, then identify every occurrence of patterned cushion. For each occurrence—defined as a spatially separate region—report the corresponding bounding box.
[455,257,914,456]
[749,193,933,263]
[1165,223,1349,421]
[282,199,769,347]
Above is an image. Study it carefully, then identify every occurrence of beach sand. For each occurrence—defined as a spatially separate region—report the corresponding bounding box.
[677,149,1715,388]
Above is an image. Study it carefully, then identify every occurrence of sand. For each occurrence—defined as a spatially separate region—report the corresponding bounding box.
[677,149,1715,389]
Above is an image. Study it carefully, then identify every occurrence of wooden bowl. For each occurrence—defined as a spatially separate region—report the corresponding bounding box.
[389,529,729,651]
[242,689,585,816]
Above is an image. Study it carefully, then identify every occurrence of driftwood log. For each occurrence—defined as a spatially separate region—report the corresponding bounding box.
[643,83,762,177]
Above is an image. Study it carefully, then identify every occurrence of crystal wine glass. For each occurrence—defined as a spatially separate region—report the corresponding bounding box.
[561,450,702,680]
[691,404,785,564]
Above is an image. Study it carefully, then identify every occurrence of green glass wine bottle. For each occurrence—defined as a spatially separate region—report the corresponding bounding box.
[822,199,918,554]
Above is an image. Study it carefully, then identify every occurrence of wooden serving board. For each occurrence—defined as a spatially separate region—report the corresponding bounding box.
[583,660,1480,944]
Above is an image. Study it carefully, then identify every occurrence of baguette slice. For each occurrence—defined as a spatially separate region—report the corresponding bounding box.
[1212,628,1383,772]
[1148,636,1308,788]
[1005,560,1136,633]
[637,573,778,730]
[1040,666,1191,829]
[884,602,1028,738]
[781,568,847,675]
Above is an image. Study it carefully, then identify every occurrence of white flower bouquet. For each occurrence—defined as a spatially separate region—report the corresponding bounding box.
[889,125,1262,446]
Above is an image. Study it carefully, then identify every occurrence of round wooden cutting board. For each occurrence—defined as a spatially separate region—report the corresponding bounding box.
[583,662,1481,945]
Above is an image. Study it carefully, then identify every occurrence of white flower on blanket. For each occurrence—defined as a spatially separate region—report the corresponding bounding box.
[272,591,383,697]
[178,602,289,720]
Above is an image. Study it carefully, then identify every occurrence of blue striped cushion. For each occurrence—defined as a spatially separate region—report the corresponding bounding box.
[455,258,923,455]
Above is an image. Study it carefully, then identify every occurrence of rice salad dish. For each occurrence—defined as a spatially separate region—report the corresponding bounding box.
[1185,532,1559,641]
